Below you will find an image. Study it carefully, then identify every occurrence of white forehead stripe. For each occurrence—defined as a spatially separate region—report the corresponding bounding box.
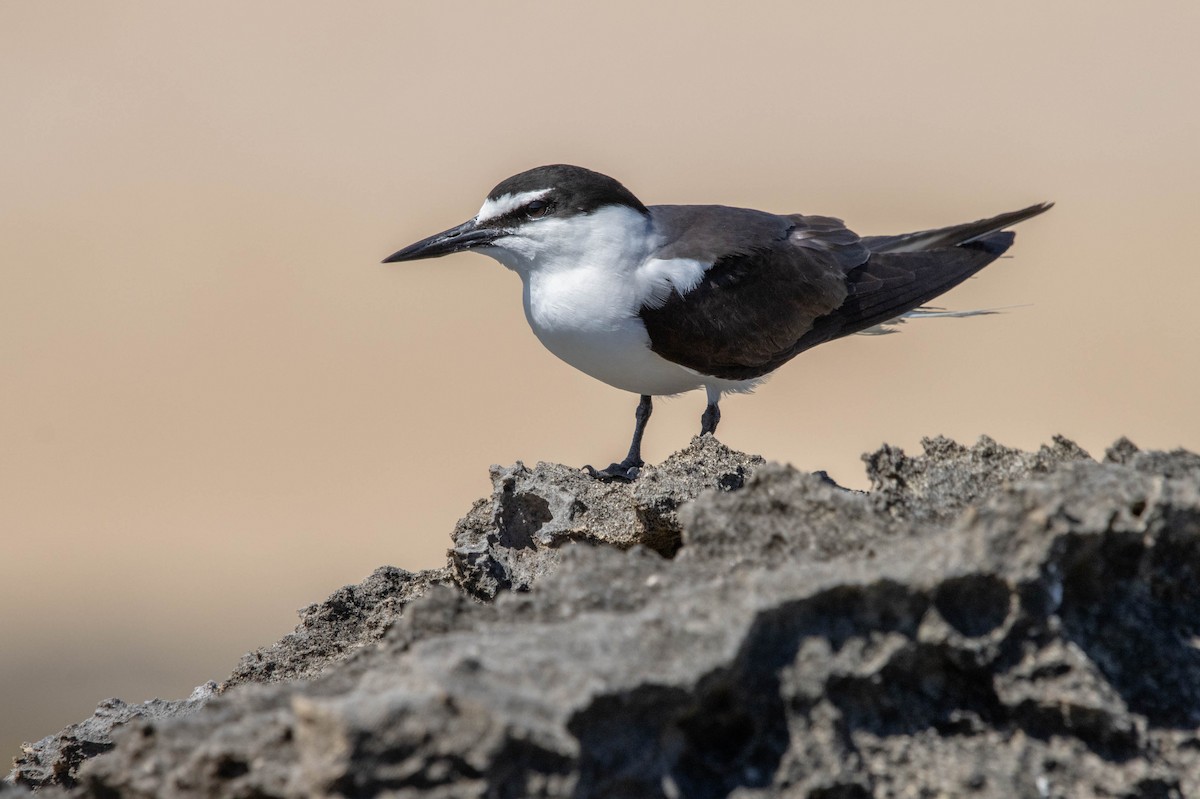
[476,189,552,223]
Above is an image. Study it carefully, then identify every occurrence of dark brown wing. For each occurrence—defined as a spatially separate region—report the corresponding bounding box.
[639,204,1036,381]
[639,209,867,380]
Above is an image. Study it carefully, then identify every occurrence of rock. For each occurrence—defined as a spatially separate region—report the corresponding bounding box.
[0,780,42,797]
[8,683,217,792]
[449,436,763,599]
[226,565,451,687]
[678,463,896,568]
[863,433,1092,525]
[10,566,449,790]
[1105,436,1200,480]
[631,436,766,556]
[9,435,1200,798]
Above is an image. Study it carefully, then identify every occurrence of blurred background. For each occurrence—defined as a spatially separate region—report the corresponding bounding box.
[3,1,1198,762]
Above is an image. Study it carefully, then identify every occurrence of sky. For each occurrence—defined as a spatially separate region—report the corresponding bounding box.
[3,1,1198,762]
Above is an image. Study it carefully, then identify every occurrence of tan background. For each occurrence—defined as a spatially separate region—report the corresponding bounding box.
[3,1,1198,762]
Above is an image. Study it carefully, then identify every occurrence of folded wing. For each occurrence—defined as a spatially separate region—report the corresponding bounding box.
[639,203,1051,381]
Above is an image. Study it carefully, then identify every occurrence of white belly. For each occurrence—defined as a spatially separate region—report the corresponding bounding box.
[521,266,704,396]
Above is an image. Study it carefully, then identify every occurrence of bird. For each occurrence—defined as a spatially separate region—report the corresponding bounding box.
[383,164,1051,481]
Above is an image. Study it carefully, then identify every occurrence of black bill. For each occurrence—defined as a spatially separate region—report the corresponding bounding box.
[381,219,501,263]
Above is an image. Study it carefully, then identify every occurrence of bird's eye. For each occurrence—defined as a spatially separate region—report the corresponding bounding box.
[525,200,552,218]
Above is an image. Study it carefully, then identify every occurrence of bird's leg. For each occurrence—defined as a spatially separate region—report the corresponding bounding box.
[700,401,721,436]
[624,394,654,465]
[586,395,653,482]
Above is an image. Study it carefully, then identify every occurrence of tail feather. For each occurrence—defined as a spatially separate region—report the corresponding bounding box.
[861,202,1053,254]
[838,237,1012,334]
[790,210,1047,356]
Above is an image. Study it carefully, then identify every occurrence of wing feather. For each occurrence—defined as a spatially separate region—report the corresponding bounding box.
[638,203,1050,381]
[639,209,865,379]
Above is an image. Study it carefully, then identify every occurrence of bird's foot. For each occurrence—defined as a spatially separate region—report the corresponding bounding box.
[584,459,643,482]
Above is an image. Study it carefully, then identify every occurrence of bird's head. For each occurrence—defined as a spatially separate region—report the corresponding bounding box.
[383,164,651,274]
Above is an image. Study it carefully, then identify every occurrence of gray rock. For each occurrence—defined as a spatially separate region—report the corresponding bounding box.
[8,683,217,791]
[678,463,896,569]
[9,566,449,790]
[10,436,1200,798]
[863,433,1092,525]
[0,780,43,797]
[227,565,450,687]
[450,436,763,599]
[1105,435,1200,480]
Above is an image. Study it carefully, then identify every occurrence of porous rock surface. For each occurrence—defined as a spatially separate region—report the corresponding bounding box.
[8,435,1200,798]
[450,437,764,598]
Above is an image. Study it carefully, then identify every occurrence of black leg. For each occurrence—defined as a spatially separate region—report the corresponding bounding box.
[700,401,720,436]
[586,395,653,482]
[624,394,653,464]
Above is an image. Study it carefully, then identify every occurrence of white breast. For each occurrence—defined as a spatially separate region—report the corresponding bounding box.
[478,204,758,398]
[522,263,704,396]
